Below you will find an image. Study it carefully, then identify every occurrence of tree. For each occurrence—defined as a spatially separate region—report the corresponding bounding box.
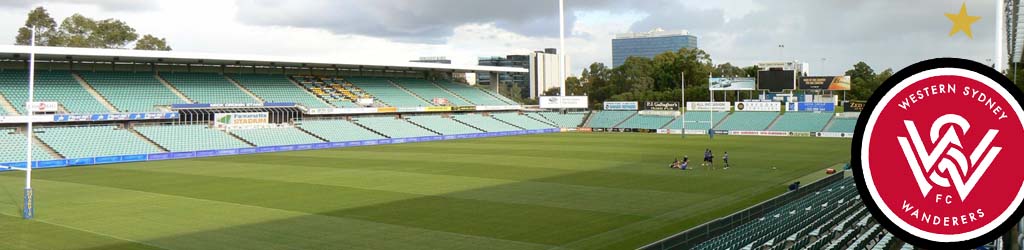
[14,7,168,49]
[15,7,60,46]
[92,18,138,48]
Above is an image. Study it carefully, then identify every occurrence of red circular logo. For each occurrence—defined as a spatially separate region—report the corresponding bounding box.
[853,58,1024,248]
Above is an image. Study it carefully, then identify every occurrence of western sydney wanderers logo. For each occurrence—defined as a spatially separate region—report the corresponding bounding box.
[853,58,1024,249]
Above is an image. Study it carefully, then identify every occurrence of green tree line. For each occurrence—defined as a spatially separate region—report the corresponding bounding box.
[15,7,171,51]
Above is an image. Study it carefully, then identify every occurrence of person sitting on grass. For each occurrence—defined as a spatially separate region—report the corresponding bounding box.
[669,158,681,169]
[680,156,689,170]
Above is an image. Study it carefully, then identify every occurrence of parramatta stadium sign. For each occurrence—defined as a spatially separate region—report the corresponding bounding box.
[852,58,1024,248]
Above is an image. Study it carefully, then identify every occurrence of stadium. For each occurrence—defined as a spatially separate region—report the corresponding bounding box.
[0,44,910,250]
[0,1,1019,250]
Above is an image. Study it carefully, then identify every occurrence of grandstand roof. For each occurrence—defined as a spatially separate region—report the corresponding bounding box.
[0,45,528,73]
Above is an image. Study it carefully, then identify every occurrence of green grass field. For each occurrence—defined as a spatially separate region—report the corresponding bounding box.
[0,133,851,250]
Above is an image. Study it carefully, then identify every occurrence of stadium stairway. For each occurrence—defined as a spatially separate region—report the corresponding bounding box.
[223,74,266,102]
[349,118,393,138]
[32,134,64,159]
[613,112,638,128]
[70,72,119,113]
[523,112,558,127]
[403,117,448,135]
[227,132,257,147]
[294,126,331,142]
[387,79,434,105]
[128,127,169,152]
[451,116,491,133]
[0,91,19,114]
[765,113,784,131]
[154,73,196,103]
[821,115,839,132]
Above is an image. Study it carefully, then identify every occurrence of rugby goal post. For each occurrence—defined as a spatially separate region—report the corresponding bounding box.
[3,26,41,220]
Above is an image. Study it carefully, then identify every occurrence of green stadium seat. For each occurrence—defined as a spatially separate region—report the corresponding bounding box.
[347,77,431,107]
[450,114,521,132]
[392,78,472,106]
[406,115,481,135]
[491,113,555,130]
[298,119,386,142]
[617,114,674,130]
[160,72,257,104]
[587,111,635,128]
[0,71,109,114]
[432,79,515,105]
[35,126,164,158]
[230,127,324,146]
[229,74,333,109]
[665,111,729,130]
[826,118,857,133]
[715,112,779,131]
[534,112,585,128]
[352,117,438,138]
[0,128,56,163]
[768,112,833,132]
[135,124,251,152]
[78,71,185,112]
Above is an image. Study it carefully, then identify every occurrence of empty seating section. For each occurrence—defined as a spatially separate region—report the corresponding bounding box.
[695,178,863,250]
[827,118,857,133]
[0,71,109,114]
[769,112,833,132]
[666,111,728,130]
[161,72,255,104]
[433,80,510,105]
[492,113,555,130]
[347,77,429,107]
[587,111,635,128]
[298,119,385,142]
[134,125,250,152]
[353,117,437,138]
[0,129,55,163]
[451,114,520,132]
[79,71,183,112]
[617,114,673,130]
[393,78,471,106]
[406,116,480,135]
[35,126,163,158]
[536,112,585,128]
[230,127,323,146]
[481,88,518,105]
[228,74,332,108]
[715,112,779,131]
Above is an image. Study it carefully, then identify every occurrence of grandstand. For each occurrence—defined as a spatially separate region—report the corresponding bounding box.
[348,77,431,107]
[35,125,164,158]
[160,72,257,104]
[826,117,857,133]
[230,127,324,146]
[767,112,833,132]
[587,110,636,128]
[451,114,522,132]
[714,112,779,131]
[392,78,472,106]
[297,119,386,141]
[134,124,252,152]
[433,79,515,105]
[353,116,438,138]
[665,111,728,130]
[491,113,555,130]
[78,71,185,112]
[616,114,674,130]
[229,74,333,108]
[0,128,55,162]
[535,112,586,128]
[406,115,481,135]
[0,71,109,114]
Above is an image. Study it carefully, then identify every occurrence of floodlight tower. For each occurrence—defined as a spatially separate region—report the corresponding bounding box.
[559,0,567,97]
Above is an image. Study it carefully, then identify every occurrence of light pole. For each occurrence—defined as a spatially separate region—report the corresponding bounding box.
[558,0,566,97]
[778,44,785,59]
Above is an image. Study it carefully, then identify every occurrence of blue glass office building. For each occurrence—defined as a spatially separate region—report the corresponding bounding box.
[612,29,697,67]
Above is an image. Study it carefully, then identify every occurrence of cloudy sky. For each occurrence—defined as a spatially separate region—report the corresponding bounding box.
[0,0,1003,76]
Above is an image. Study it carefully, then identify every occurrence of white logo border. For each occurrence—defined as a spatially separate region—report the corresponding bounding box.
[861,67,1024,243]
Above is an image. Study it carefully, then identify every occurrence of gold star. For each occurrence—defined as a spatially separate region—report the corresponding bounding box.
[946,2,981,39]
